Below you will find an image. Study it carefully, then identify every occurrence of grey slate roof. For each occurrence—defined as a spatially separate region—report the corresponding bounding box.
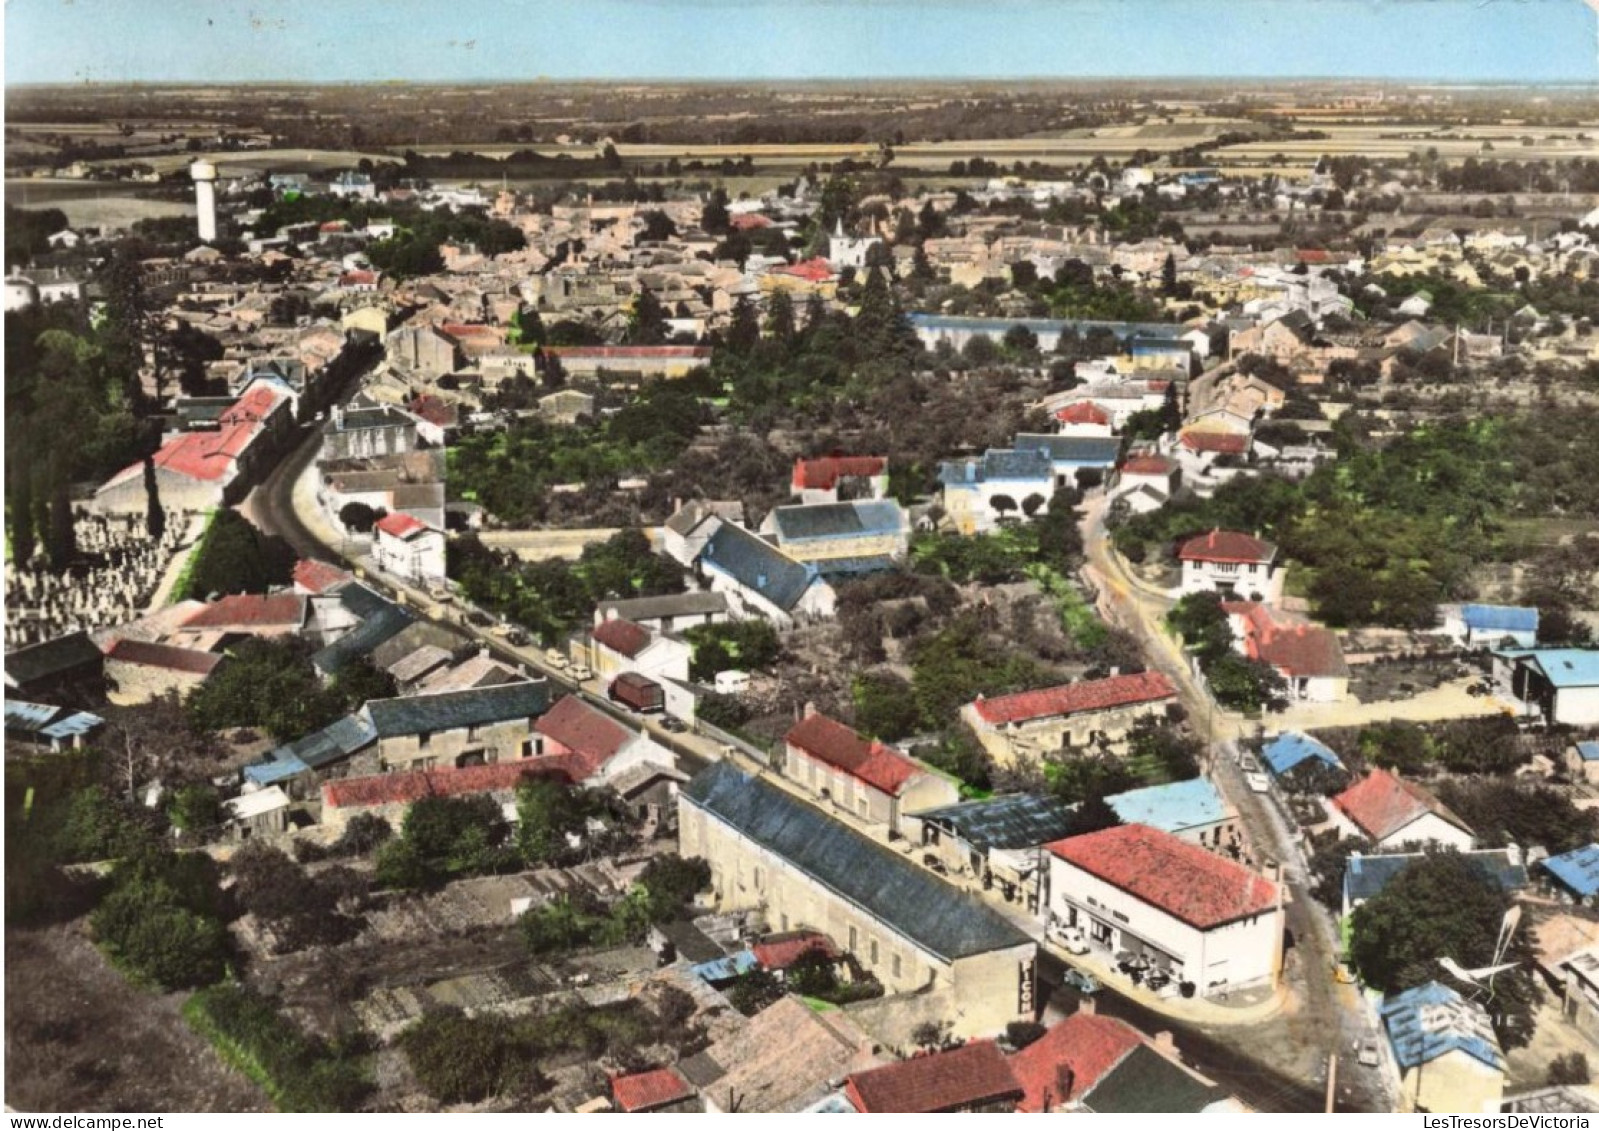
[597,591,729,622]
[311,584,416,675]
[699,523,819,612]
[1079,1044,1227,1114]
[266,713,379,770]
[363,679,551,738]
[909,793,1076,853]
[938,448,1053,487]
[4,631,105,689]
[683,762,1034,963]
[770,501,905,543]
[1013,433,1122,466]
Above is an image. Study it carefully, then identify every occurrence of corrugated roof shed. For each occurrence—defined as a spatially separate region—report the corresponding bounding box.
[908,793,1076,853]
[683,762,1033,962]
[1380,982,1506,1074]
[1104,777,1231,835]
[1543,844,1599,898]
[1262,732,1344,776]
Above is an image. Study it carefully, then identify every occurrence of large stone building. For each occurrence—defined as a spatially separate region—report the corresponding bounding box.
[961,671,1178,764]
[782,707,959,836]
[679,762,1038,1037]
[363,680,551,771]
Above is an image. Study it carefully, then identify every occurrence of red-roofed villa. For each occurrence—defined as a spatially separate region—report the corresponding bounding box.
[1177,528,1285,605]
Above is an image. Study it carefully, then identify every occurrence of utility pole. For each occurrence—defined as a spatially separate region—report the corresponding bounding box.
[1324,1051,1338,1113]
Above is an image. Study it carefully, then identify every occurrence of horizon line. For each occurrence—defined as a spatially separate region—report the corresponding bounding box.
[9,75,1599,91]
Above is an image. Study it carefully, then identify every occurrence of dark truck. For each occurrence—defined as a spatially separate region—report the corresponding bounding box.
[609,671,665,714]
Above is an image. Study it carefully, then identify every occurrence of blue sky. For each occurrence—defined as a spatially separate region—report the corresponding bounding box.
[5,0,1596,84]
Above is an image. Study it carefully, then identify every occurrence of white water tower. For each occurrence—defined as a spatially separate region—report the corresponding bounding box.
[190,159,218,243]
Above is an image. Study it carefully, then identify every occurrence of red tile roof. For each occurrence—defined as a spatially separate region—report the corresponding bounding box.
[1009,1013,1143,1112]
[729,212,773,231]
[293,558,352,594]
[321,756,595,810]
[771,257,835,282]
[611,1067,694,1113]
[533,694,631,762]
[1177,528,1275,564]
[405,394,458,428]
[751,930,840,971]
[1331,769,1471,843]
[374,512,427,539]
[845,1041,1022,1113]
[439,322,500,340]
[220,384,289,426]
[1120,455,1176,477]
[591,617,652,659]
[969,671,1176,726]
[1047,824,1280,930]
[1054,402,1111,425]
[1179,432,1249,455]
[182,593,306,629]
[1256,623,1348,679]
[784,712,922,796]
[106,639,223,676]
[792,455,887,492]
[339,270,376,286]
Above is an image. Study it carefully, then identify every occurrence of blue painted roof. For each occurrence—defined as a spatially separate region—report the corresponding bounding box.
[1262,732,1344,776]
[1380,982,1506,1074]
[1520,650,1599,689]
[1104,777,1230,834]
[700,523,820,613]
[1463,605,1539,635]
[1576,741,1599,763]
[244,753,313,785]
[690,949,758,984]
[4,699,104,740]
[1013,433,1122,467]
[937,447,1053,487]
[1542,844,1599,897]
[1345,850,1528,906]
[770,500,905,543]
[908,313,1185,341]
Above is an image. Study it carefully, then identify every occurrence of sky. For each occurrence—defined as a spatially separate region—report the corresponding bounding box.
[4,0,1597,85]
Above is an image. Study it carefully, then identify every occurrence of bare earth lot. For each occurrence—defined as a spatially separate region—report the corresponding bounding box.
[4,923,268,1113]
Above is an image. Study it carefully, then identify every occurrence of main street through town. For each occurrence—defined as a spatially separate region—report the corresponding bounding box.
[1078,496,1395,1112]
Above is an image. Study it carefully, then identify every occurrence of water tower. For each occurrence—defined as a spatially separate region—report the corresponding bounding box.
[190,160,218,243]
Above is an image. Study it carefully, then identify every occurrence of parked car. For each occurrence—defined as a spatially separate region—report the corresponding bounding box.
[922,853,949,876]
[1357,1040,1381,1069]
[658,716,688,734]
[1246,771,1271,793]
[569,664,593,682]
[544,649,569,669]
[1056,926,1090,956]
[490,623,512,638]
[465,610,493,628]
[1062,968,1101,995]
[505,629,530,647]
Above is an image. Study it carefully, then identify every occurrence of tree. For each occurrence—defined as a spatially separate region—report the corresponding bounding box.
[765,289,797,348]
[45,483,76,571]
[182,509,295,599]
[400,1010,543,1104]
[1062,793,1123,838]
[852,672,921,743]
[8,470,37,565]
[186,638,346,741]
[726,296,760,355]
[1161,252,1178,296]
[702,187,730,235]
[1021,492,1047,517]
[338,501,379,533]
[1207,653,1289,714]
[1350,851,1539,1049]
[143,455,166,540]
[167,784,222,839]
[1549,1053,1591,1086]
[727,968,784,1016]
[1006,1020,1048,1050]
[989,494,1018,520]
[626,284,669,346]
[636,855,711,922]
[91,846,229,990]
[516,777,592,867]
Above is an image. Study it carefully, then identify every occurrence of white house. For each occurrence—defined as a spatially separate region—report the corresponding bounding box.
[1328,769,1476,852]
[827,220,884,272]
[1176,529,1285,605]
[588,615,692,684]
[1491,649,1599,726]
[371,512,446,586]
[696,521,836,629]
[662,499,743,567]
[937,448,1056,536]
[1046,823,1283,998]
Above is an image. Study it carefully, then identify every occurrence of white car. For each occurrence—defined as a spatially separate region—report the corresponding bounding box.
[1246,771,1271,793]
[569,664,593,682]
[544,649,570,669]
[1056,926,1090,956]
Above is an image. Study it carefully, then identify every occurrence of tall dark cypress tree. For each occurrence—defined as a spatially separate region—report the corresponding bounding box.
[143,455,166,540]
[8,469,37,566]
[47,483,76,572]
[765,290,797,349]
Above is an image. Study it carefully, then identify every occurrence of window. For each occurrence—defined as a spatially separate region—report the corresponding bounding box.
[848,926,859,951]
[870,939,880,966]
[418,732,432,749]
[892,954,902,979]
[780,914,789,932]
[754,866,764,891]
